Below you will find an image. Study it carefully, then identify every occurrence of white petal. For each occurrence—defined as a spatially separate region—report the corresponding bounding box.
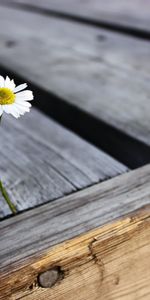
[16,103,31,111]
[16,90,34,101]
[9,79,16,91]
[17,107,30,115]
[15,99,32,107]
[3,104,20,118]
[0,105,3,116]
[3,102,31,117]
[15,104,30,115]
[14,83,27,93]
[3,104,15,114]
[4,76,11,88]
[2,105,11,113]
[4,76,16,91]
[12,111,20,118]
[15,106,31,113]
[0,76,4,87]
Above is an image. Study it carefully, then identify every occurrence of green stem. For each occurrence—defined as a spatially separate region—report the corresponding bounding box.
[0,180,17,214]
[0,116,17,214]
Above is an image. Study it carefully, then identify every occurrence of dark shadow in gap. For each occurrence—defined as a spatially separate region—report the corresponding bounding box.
[0,66,150,170]
[1,0,150,41]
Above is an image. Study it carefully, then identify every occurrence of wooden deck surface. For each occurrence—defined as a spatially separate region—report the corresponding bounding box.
[0,5,150,167]
[3,0,150,34]
[0,1,150,299]
[0,108,127,218]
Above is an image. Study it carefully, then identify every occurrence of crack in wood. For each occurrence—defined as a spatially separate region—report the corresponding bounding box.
[88,238,105,284]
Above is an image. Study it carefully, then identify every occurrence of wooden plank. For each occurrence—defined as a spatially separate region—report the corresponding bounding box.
[0,107,127,218]
[0,164,150,299]
[0,6,149,152]
[15,208,150,300]
[2,0,150,34]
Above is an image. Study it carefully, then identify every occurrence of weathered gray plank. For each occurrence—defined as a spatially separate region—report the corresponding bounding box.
[0,6,149,148]
[0,164,150,275]
[0,107,127,217]
[3,0,150,33]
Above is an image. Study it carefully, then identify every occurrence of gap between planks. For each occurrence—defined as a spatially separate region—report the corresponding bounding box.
[0,6,150,168]
[0,107,127,219]
[1,0,150,40]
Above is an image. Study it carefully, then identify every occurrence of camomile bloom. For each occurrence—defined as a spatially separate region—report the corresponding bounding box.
[0,75,34,118]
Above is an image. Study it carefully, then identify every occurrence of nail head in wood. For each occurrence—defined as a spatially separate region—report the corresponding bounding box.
[38,268,60,288]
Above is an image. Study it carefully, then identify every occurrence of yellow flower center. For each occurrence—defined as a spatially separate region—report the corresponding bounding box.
[0,88,15,105]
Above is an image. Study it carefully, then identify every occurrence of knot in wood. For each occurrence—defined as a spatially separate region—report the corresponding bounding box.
[38,268,60,288]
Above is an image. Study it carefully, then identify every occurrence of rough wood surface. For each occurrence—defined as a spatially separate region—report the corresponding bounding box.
[0,6,149,147]
[18,207,150,300]
[0,165,150,298]
[2,0,150,34]
[18,208,150,300]
[0,108,126,218]
[0,205,150,299]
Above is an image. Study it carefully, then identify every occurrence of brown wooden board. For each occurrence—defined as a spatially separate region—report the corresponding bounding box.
[0,6,149,159]
[2,0,150,35]
[0,107,127,218]
[0,164,150,299]
[16,208,150,300]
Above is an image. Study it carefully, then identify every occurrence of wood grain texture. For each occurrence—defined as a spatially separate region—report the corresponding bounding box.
[3,0,150,33]
[1,205,150,299]
[0,108,126,217]
[19,208,150,300]
[1,164,150,298]
[0,6,149,147]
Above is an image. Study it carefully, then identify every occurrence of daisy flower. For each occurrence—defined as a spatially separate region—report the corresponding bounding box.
[0,75,34,118]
